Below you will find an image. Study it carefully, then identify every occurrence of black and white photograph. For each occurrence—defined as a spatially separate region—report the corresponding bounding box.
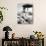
[17,3,33,24]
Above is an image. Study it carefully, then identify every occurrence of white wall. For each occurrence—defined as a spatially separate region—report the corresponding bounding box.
[0,0,46,46]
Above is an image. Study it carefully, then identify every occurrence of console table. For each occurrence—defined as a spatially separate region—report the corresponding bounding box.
[2,38,44,46]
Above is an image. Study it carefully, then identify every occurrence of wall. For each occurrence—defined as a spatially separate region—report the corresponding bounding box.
[0,0,46,46]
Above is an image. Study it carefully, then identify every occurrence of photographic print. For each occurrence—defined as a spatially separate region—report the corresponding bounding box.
[17,3,33,24]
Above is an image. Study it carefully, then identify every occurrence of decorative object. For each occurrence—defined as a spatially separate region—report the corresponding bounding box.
[17,3,33,24]
[3,26,12,39]
[0,7,8,23]
[0,11,3,23]
[12,33,15,39]
[0,7,8,10]
[30,35,35,39]
[33,31,44,39]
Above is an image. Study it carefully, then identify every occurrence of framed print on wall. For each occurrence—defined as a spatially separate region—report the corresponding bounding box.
[17,3,33,24]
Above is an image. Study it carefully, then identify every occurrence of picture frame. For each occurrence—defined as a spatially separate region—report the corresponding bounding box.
[17,3,33,24]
